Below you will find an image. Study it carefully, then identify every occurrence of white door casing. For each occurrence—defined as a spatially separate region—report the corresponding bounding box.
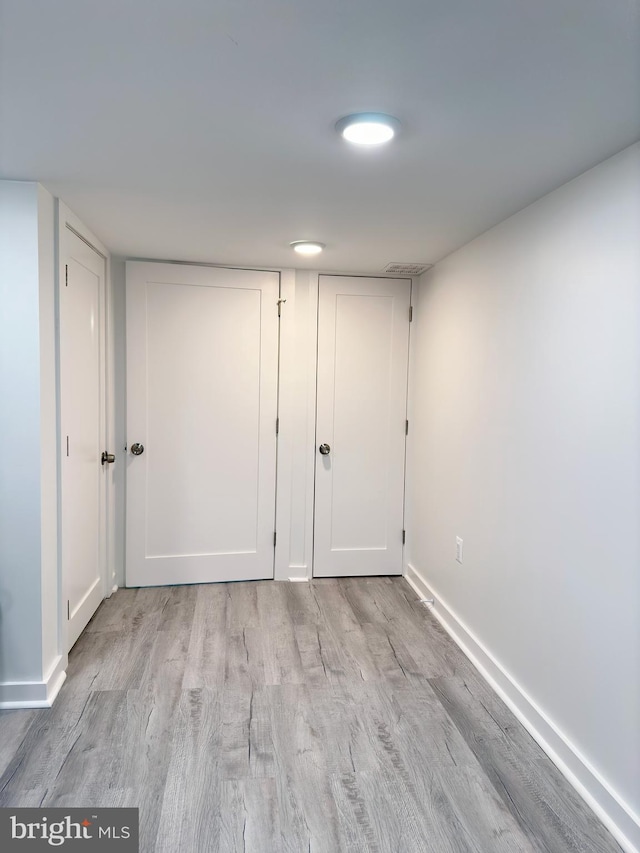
[126,262,279,587]
[59,226,107,649]
[314,275,411,577]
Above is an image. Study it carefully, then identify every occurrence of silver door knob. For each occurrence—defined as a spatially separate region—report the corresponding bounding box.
[319,443,331,455]
[131,443,144,456]
[101,451,115,465]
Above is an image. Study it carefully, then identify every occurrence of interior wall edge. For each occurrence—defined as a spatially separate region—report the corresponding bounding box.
[38,185,61,679]
[0,180,49,686]
[404,562,640,853]
[0,653,67,710]
[111,257,127,589]
[274,268,298,580]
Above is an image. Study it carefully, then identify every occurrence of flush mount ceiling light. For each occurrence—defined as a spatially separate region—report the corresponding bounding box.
[335,113,401,145]
[290,240,325,255]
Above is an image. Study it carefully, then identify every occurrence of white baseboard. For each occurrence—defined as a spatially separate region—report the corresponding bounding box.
[277,564,310,582]
[404,563,640,853]
[0,654,67,710]
[274,576,309,582]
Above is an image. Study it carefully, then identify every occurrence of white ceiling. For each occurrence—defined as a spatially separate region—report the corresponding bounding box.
[1,0,638,271]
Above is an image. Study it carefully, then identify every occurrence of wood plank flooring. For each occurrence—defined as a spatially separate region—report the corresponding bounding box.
[0,577,622,852]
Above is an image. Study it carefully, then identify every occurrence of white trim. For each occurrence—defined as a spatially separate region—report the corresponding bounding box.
[302,274,318,578]
[274,269,297,580]
[57,204,109,260]
[274,270,318,580]
[0,655,67,709]
[404,563,640,853]
[105,249,116,595]
[67,577,103,649]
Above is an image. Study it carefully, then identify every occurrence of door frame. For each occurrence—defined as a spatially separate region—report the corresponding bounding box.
[274,270,315,581]
[56,201,114,652]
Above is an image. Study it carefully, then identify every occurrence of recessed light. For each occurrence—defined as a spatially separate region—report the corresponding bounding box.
[290,241,325,255]
[335,113,401,145]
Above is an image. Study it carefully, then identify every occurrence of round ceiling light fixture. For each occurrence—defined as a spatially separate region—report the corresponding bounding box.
[290,240,325,255]
[335,113,401,145]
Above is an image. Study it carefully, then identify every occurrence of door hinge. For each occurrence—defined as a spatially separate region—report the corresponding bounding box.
[409,305,413,322]
[67,600,70,620]
[273,531,277,547]
[405,420,409,436]
[65,264,68,287]
[66,435,70,457]
[402,530,406,545]
[277,298,286,317]
[276,417,279,436]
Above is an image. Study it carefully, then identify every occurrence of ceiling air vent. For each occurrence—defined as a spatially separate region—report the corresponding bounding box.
[383,262,433,275]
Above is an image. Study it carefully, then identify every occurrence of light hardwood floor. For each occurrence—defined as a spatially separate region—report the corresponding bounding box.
[0,578,622,852]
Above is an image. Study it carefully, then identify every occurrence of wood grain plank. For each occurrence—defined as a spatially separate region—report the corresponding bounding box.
[38,691,135,809]
[0,581,623,853]
[220,778,281,853]
[430,676,623,853]
[221,687,251,780]
[226,582,261,631]
[385,609,475,679]
[360,622,420,685]
[265,684,343,853]
[182,583,228,688]
[0,684,111,801]
[155,583,198,634]
[299,683,382,776]
[283,581,323,626]
[154,688,223,853]
[117,615,192,849]
[340,577,396,627]
[265,625,306,686]
[429,675,547,759]
[248,688,276,779]
[310,582,380,682]
[330,770,472,853]
[0,709,38,777]
[224,628,267,689]
[84,587,138,633]
[292,623,333,687]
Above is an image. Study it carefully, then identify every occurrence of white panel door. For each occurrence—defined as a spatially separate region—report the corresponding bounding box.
[126,262,279,587]
[314,275,411,577]
[60,229,107,649]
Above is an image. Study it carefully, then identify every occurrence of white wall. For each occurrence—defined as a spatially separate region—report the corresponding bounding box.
[406,142,640,850]
[0,181,64,707]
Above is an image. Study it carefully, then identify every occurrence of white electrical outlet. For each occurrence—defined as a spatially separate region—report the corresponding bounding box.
[456,536,463,564]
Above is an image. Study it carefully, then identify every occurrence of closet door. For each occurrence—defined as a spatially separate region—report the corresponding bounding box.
[314,275,411,577]
[126,262,279,587]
